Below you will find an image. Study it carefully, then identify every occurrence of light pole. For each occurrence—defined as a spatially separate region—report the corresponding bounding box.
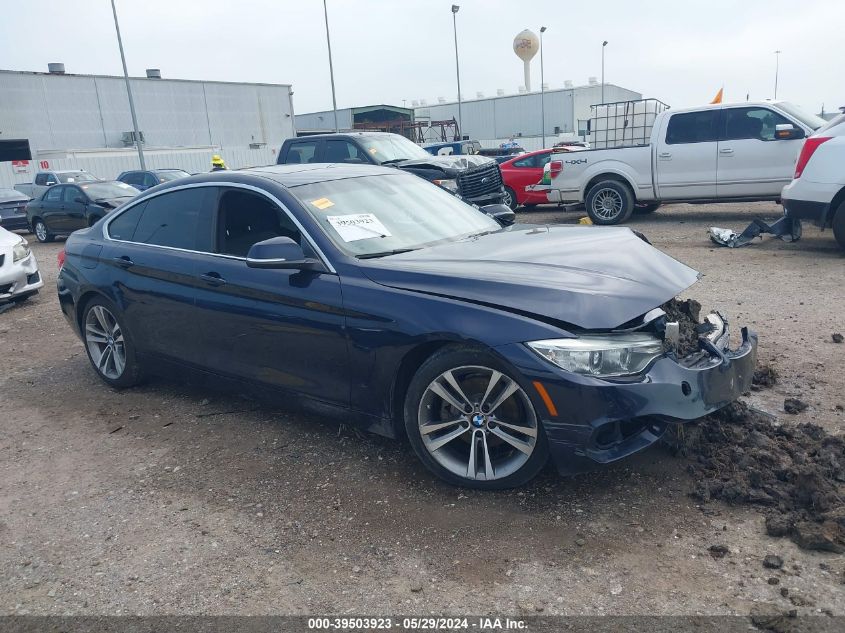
[540,26,547,148]
[601,40,608,104]
[323,0,339,132]
[110,0,145,169]
[774,50,782,99]
[451,5,463,140]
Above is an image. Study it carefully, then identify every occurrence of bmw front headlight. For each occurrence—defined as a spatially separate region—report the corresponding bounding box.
[433,178,459,193]
[12,238,31,262]
[526,333,664,377]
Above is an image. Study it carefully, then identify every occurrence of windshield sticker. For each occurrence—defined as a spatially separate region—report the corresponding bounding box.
[327,213,391,242]
[310,197,335,210]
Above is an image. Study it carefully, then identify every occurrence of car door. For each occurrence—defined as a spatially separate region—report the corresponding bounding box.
[191,185,349,405]
[61,185,88,231]
[717,106,803,197]
[37,185,64,232]
[507,152,551,204]
[655,109,721,199]
[103,187,214,367]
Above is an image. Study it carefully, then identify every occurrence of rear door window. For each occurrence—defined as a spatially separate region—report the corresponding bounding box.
[283,141,319,164]
[130,188,213,251]
[665,110,720,144]
[44,186,63,202]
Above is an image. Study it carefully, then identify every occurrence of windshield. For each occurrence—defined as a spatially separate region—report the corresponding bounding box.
[156,170,191,182]
[358,135,431,163]
[58,172,98,183]
[80,181,139,200]
[291,173,501,257]
[817,113,845,135]
[777,102,827,131]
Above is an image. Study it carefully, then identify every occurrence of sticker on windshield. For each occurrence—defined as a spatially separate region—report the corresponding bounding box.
[310,197,334,210]
[327,213,391,242]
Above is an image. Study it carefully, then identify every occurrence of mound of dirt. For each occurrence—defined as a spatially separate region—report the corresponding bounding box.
[666,402,845,553]
[661,298,703,357]
[752,364,779,389]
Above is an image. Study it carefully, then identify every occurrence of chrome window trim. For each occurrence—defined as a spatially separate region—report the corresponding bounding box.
[101,181,337,274]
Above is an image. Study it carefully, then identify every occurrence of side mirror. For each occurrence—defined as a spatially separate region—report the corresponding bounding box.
[480,203,516,226]
[246,236,325,271]
[775,123,805,140]
[74,196,86,204]
[45,181,57,186]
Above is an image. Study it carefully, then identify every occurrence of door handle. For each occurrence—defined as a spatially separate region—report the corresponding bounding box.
[719,148,734,155]
[658,152,672,159]
[200,272,226,286]
[113,255,134,268]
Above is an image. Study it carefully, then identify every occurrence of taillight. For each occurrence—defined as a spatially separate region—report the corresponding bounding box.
[57,249,66,269]
[794,137,832,179]
[549,160,563,179]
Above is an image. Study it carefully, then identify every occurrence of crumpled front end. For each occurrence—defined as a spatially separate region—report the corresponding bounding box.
[495,306,757,475]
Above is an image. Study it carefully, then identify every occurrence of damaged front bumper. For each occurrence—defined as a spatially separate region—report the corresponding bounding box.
[496,315,757,475]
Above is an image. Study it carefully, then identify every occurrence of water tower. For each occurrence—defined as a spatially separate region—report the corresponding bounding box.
[513,29,539,92]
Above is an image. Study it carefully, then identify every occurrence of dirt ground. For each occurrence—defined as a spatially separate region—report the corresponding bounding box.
[1,202,844,617]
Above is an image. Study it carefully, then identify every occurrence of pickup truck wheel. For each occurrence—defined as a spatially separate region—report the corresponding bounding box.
[33,219,54,243]
[502,187,518,211]
[586,181,634,225]
[833,201,845,250]
[634,202,661,214]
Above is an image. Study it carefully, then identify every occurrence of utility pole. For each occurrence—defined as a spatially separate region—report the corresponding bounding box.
[540,26,547,147]
[452,5,463,139]
[110,0,145,169]
[774,50,782,99]
[601,40,608,104]
[323,0,339,132]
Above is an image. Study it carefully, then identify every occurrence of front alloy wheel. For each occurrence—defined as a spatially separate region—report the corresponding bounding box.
[406,349,548,488]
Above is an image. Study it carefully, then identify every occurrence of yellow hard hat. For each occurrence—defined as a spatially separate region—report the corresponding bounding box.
[212,154,224,165]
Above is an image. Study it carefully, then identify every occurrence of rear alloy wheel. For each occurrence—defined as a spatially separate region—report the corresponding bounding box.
[502,186,518,211]
[33,219,53,243]
[585,180,635,225]
[83,298,142,388]
[405,348,548,489]
[832,201,845,251]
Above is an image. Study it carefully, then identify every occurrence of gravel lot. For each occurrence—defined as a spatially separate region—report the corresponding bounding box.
[1,202,843,617]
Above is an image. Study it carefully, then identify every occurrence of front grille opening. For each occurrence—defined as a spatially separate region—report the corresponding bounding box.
[0,283,13,294]
[457,163,502,197]
[27,271,40,284]
[592,418,652,450]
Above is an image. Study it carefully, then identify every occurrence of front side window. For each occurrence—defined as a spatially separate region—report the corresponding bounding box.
[284,141,318,164]
[129,188,212,251]
[142,173,159,188]
[324,140,366,163]
[156,170,190,182]
[35,173,49,186]
[120,172,142,186]
[62,186,82,203]
[215,188,302,257]
[723,107,790,141]
[665,110,720,144]
[291,173,500,258]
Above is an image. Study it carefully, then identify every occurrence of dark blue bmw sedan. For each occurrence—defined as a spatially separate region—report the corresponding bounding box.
[57,164,757,488]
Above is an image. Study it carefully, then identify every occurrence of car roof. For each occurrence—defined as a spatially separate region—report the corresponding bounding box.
[289,131,398,141]
[234,163,401,187]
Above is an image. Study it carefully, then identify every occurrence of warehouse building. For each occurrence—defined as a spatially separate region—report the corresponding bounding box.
[294,104,414,136]
[0,66,295,187]
[414,82,642,150]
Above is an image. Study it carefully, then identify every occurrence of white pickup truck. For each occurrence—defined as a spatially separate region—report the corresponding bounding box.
[14,170,98,200]
[536,101,827,224]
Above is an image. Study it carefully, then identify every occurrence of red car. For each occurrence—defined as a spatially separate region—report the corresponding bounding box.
[499,149,556,210]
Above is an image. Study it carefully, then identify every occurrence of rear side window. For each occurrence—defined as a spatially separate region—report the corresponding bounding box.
[128,188,212,251]
[108,202,147,241]
[44,186,63,202]
[283,141,318,164]
[665,110,720,144]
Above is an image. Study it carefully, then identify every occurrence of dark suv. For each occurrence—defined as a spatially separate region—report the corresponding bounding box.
[277,132,505,206]
[117,169,191,192]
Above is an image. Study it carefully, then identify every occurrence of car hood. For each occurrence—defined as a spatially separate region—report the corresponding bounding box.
[0,226,26,247]
[95,196,134,209]
[358,225,700,330]
[395,154,495,175]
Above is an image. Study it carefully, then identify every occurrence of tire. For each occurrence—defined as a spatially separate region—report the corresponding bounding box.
[404,346,549,489]
[833,201,845,251]
[634,202,661,214]
[81,297,143,389]
[32,219,54,243]
[585,180,635,225]
[502,186,518,211]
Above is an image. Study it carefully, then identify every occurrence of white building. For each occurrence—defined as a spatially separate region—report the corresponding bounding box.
[0,66,295,187]
[415,82,642,150]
